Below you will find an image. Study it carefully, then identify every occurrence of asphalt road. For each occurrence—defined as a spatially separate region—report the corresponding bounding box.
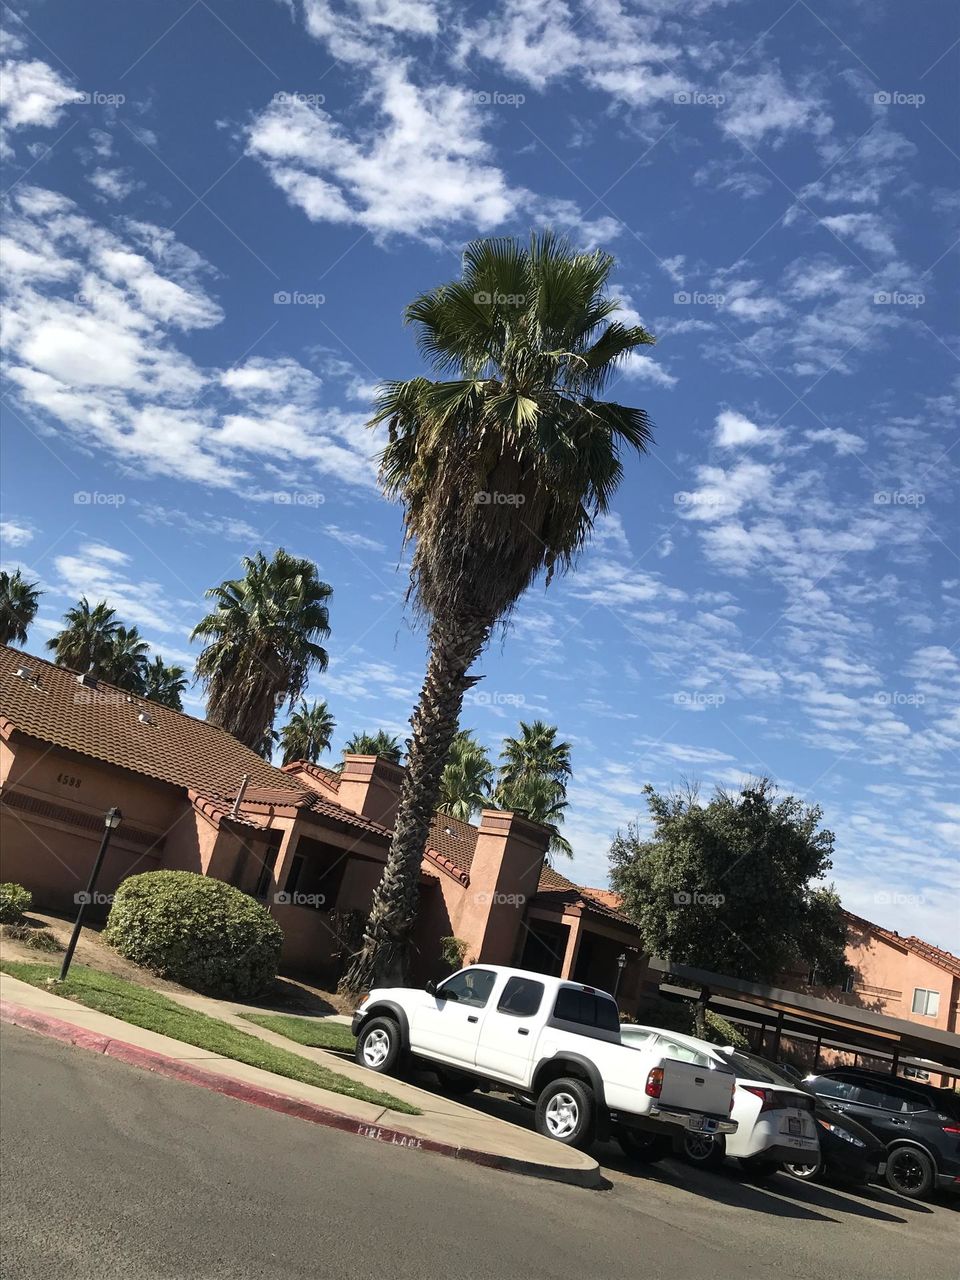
[2,1025,956,1280]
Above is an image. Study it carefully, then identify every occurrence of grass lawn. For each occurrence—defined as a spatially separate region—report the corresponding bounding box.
[241,1011,356,1053]
[0,959,418,1115]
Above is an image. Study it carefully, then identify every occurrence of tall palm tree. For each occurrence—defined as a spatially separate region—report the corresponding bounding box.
[142,656,188,710]
[0,569,42,646]
[494,720,574,858]
[437,729,494,822]
[100,625,150,692]
[192,549,332,752]
[46,598,120,673]
[280,699,337,764]
[495,771,574,859]
[342,232,655,993]
[341,730,404,765]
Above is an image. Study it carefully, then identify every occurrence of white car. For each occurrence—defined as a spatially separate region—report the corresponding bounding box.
[352,966,737,1156]
[619,1026,820,1176]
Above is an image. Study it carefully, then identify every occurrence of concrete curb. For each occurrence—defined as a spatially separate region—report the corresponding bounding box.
[0,1000,602,1189]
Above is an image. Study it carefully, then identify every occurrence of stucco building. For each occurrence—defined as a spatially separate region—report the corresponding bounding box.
[0,644,647,997]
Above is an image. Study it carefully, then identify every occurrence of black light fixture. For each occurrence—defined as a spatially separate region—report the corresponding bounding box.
[58,806,122,982]
[613,951,628,997]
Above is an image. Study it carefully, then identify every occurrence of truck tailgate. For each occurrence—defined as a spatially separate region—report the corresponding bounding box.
[658,1058,734,1118]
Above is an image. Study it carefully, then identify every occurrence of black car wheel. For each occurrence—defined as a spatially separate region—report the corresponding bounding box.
[885,1147,935,1200]
[739,1155,780,1181]
[682,1132,727,1170]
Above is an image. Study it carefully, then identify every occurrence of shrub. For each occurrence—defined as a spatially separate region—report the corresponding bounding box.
[103,871,283,999]
[1,924,63,953]
[0,883,32,924]
[440,936,470,970]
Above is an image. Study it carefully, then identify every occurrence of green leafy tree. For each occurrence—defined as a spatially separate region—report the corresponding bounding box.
[342,232,655,993]
[100,625,150,692]
[493,721,573,857]
[46,598,120,674]
[0,569,42,646]
[609,781,848,985]
[142,656,188,710]
[437,730,494,821]
[341,730,404,765]
[280,699,337,764]
[192,549,332,752]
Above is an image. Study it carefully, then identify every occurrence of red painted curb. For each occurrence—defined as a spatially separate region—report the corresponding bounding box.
[0,1000,602,1189]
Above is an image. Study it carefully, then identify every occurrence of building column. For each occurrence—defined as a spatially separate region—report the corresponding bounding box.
[560,915,583,979]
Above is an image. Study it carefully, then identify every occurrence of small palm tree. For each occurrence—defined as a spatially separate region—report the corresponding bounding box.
[192,549,332,752]
[280,699,336,764]
[142,656,188,710]
[438,730,494,822]
[100,625,150,692]
[0,569,42,646]
[496,720,572,795]
[46,598,120,674]
[341,730,404,765]
[494,771,573,859]
[343,232,655,992]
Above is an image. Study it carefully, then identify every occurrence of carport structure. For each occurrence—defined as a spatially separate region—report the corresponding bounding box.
[649,958,960,1087]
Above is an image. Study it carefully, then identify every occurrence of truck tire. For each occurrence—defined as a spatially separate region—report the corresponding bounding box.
[354,1016,403,1075]
[617,1130,672,1164]
[682,1132,727,1170]
[535,1077,596,1150]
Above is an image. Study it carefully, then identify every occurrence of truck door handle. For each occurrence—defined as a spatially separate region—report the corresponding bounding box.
[890,1118,906,1125]
[467,1015,478,1023]
[518,1028,529,1036]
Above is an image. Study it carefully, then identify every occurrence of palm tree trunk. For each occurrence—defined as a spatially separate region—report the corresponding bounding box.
[340,615,490,995]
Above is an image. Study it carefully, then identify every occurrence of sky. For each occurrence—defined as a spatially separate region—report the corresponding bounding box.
[1,0,958,950]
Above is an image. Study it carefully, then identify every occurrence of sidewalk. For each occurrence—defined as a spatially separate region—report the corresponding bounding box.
[0,972,601,1187]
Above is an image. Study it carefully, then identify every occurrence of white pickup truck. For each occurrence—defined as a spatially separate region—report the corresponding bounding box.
[351,964,738,1156]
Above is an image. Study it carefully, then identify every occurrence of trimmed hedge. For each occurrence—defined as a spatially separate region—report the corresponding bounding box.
[0,883,32,925]
[103,871,283,999]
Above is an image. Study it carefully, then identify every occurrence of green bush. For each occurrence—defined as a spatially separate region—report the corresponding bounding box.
[0,883,32,924]
[103,871,283,999]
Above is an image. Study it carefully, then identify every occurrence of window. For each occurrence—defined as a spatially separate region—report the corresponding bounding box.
[253,846,280,899]
[912,988,940,1017]
[497,977,545,1018]
[285,855,305,895]
[552,987,621,1034]
[852,1083,906,1112]
[657,1038,712,1067]
[437,969,496,1009]
[810,1076,858,1101]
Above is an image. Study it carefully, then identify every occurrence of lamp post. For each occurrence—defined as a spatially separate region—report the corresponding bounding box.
[613,951,627,998]
[58,806,122,982]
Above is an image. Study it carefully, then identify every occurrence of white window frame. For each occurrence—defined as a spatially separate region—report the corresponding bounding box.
[911,987,940,1017]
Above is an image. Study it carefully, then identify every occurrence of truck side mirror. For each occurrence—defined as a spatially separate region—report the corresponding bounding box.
[425,979,438,996]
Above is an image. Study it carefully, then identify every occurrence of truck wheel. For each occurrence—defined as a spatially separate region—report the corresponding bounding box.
[354,1016,403,1075]
[535,1077,596,1150]
[682,1132,726,1170]
[885,1147,934,1199]
[617,1130,671,1164]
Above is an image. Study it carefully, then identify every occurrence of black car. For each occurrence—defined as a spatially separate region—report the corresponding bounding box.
[804,1067,960,1200]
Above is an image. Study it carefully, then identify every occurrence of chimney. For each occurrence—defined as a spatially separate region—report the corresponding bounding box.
[456,810,550,966]
[337,754,404,829]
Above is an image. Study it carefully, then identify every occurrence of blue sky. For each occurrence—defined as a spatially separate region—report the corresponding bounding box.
[1,1,957,948]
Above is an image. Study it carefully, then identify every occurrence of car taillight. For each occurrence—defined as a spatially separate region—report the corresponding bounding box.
[646,1067,664,1098]
[942,1125,960,1135]
[742,1086,776,1113]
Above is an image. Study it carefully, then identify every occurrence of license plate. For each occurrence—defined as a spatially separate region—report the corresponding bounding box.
[787,1117,802,1136]
[687,1115,719,1133]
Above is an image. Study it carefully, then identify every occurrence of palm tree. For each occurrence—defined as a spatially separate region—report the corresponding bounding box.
[46,598,120,673]
[494,720,574,858]
[341,730,404,765]
[192,549,332,752]
[495,771,573,859]
[280,699,337,764]
[142,656,188,710]
[342,232,655,992]
[437,730,494,822]
[100,625,150,692]
[0,569,42,646]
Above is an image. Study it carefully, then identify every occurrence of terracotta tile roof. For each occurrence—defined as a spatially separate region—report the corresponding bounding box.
[281,760,341,792]
[0,645,304,800]
[427,812,478,875]
[580,886,624,911]
[844,910,960,979]
[241,786,392,839]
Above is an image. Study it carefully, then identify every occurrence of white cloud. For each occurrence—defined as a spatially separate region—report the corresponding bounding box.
[0,519,34,548]
[718,67,831,148]
[0,51,78,156]
[820,212,897,258]
[323,524,386,552]
[714,409,776,449]
[619,351,677,388]
[87,167,139,202]
[51,542,181,634]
